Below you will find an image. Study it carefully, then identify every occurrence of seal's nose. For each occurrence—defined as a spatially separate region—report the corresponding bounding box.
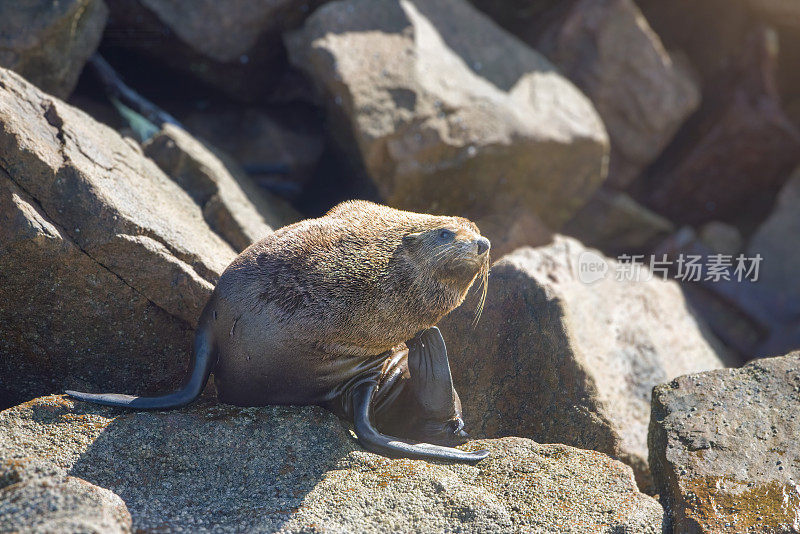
[476,237,490,255]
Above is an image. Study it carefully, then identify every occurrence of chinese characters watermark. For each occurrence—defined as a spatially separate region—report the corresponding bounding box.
[577,253,762,284]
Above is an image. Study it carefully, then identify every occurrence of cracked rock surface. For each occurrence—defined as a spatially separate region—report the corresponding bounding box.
[0,395,663,533]
[143,124,299,253]
[0,67,237,408]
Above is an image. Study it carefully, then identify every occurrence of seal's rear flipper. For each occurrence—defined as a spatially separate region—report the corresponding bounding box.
[65,390,198,409]
[352,381,489,463]
[66,322,215,410]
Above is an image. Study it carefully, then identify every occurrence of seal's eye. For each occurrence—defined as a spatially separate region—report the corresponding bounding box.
[438,229,455,241]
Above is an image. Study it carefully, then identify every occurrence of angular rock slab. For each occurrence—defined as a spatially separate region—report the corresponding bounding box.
[563,187,674,255]
[642,27,800,226]
[439,236,729,492]
[748,167,800,331]
[104,0,326,101]
[0,0,108,98]
[286,0,608,251]
[0,67,236,407]
[143,124,299,252]
[649,352,800,533]
[0,395,663,533]
[0,457,132,534]
[536,0,700,189]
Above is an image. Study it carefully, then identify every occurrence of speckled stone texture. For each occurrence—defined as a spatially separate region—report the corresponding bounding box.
[0,395,664,533]
[0,457,132,533]
[649,352,800,533]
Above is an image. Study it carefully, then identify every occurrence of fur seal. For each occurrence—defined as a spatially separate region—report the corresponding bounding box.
[67,200,491,462]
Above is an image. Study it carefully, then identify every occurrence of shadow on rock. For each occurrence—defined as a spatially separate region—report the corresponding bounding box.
[6,396,353,532]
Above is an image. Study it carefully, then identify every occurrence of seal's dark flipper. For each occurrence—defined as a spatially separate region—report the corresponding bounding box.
[352,381,489,463]
[406,327,459,419]
[66,323,215,410]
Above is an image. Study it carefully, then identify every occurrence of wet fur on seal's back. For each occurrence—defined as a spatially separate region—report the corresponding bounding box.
[213,200,486,358]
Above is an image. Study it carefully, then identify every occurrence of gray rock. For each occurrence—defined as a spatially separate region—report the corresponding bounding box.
[536,0,700,189]
[697,221,743,256]
[642,27,800,226]
[0,67,236,408]
[746,0,800,28]
[0,0,108,98]
[286,0,608,255]
[180,106,324,197]
[104,0,326,101]
[0,395,663,533]
[137,0,313,63]
[0,457,132,534]
[439,236,730,492]
[747,167,800,325]
[467,0,564,38]
[636,0,752,88]
[564,187,674,255]
[649,352,800,533]
[143,124,299,252]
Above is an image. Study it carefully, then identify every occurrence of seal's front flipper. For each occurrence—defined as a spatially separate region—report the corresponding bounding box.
[405,327,471,444]
[352,380,489,463]
[406,326,457,417]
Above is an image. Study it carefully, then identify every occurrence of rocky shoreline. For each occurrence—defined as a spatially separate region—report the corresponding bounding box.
[2,0,799,532]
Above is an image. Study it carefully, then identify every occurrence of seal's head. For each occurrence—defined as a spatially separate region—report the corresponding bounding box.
[326,200,490,332]
[400,216,490,323]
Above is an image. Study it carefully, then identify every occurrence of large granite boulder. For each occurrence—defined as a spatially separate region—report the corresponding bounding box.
[0,457,132,533]
[0,67,237,408]
[286,0,608,255]
[143,124,299,252]
[649,352,800,533]
[536,0,700,189]
[0,0,108,98]
[0,395,664,532]
[103,0,327,101]
[439,236,730,492]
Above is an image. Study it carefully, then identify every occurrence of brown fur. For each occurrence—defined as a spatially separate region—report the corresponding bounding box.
[215,200,488,359]
[66,200,491,451]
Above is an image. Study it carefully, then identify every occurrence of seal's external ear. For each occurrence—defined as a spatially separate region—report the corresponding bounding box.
[402,232,424,247]
[406,327,458,420]
[351,380,489,463]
